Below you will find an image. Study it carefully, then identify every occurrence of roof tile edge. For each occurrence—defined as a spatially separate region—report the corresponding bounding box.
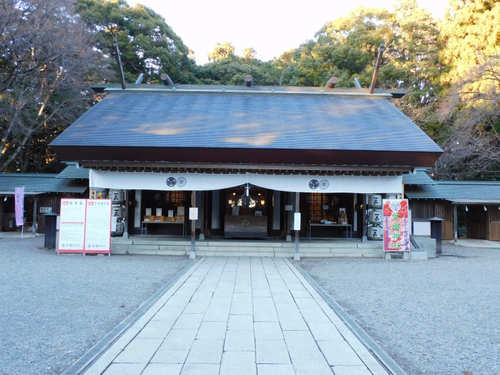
[104,87,393,98]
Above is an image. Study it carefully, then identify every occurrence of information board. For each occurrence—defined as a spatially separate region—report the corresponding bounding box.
[58,199,86,253]
[383,199,410,252]
[58,198,111,254]
[84,199,112,253]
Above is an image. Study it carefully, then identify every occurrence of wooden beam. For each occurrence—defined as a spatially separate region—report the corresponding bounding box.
[81,161,411,176]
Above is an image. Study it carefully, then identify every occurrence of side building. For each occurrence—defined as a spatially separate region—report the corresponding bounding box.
[0,165,88,233]
[405,170,500,241]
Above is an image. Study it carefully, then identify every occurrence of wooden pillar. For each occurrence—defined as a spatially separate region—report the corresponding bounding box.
[0,198,4,231]
[362,194,368,242]
[272,191,281,231]
[294,192,300,261]
[453,204,458,242]
[32,197,39,233]
[190,191,196,259]
[197,191,205,240]
[353,194,358,233]
[286,192,293,241]
[211,191,221,230]
[134,190,142,233]
[123,190,129,239]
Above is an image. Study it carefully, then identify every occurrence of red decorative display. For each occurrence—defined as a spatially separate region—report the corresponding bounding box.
[383,199,410,252]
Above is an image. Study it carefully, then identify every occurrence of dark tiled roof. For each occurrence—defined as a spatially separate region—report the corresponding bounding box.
[51,90,442,153]
[403,169,435,185]
[56,165,89,179]
[0,174,87,195]
[405,181,500,203]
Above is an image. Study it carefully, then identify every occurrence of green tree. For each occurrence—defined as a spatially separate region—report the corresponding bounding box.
[76,0,197,83]
[440,0,499,99]
[274,7,401,88]
[391,0,442,104]
[197,58,279,86]
[208,42,236,62]
[242,48,257,61]
[432,0,500,179]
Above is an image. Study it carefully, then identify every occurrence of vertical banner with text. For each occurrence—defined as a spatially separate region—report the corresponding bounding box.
[383,199,410,252]
[58,198,111,254]
[14,186,24,227]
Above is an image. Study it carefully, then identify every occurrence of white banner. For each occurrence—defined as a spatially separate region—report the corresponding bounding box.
[90,170,403,194]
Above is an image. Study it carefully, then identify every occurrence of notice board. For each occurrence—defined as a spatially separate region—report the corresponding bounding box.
[58,199,112,254]
[383,199,410,252]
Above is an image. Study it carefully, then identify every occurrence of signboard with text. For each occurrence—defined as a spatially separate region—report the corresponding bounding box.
[383,199,410,252]
[84,200,112,253]
[58,198,111,254]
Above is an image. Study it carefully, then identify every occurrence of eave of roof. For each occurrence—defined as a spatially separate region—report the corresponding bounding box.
[0,173,87,194]
[405,180,500,202]
[53,146,441,168]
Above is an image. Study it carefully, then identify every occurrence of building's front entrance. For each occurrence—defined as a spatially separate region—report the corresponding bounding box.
[125,187,366,241]
[91,168,404,243]
[223,184,270,239]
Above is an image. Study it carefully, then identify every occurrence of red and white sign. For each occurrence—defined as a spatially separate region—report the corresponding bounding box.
[383,199,410,252]
[58,198,112,254]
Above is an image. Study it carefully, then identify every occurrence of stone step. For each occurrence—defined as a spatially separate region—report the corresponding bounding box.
[111,237,383,258]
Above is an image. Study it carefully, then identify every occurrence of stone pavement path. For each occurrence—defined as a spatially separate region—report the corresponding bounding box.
[84,257,390,375]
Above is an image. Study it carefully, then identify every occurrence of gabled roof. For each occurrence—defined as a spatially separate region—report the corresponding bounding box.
[405,180,500,204]
[50,88,442,167]
[56,165,89,179]
[0,174,87,195]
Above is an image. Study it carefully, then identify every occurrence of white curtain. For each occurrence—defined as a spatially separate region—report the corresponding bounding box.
[90,169,403,194]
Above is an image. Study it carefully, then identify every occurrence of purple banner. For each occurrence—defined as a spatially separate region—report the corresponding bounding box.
[15,186,24,227]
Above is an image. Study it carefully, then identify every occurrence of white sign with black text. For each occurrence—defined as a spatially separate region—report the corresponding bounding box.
[58,198,112,254]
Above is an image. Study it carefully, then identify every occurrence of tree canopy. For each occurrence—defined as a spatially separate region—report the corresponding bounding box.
[208,42,236,62]
[76,0,197,83]
[1,0,498,179]
[0,0,101,172]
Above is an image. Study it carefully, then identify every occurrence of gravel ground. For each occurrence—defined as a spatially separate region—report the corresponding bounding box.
[300,244,500,375]
[0,237,191,375]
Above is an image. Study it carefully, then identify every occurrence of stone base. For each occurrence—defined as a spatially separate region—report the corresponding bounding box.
[410,251,428,261]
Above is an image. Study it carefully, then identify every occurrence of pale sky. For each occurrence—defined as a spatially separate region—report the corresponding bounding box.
[128,0,449,64]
